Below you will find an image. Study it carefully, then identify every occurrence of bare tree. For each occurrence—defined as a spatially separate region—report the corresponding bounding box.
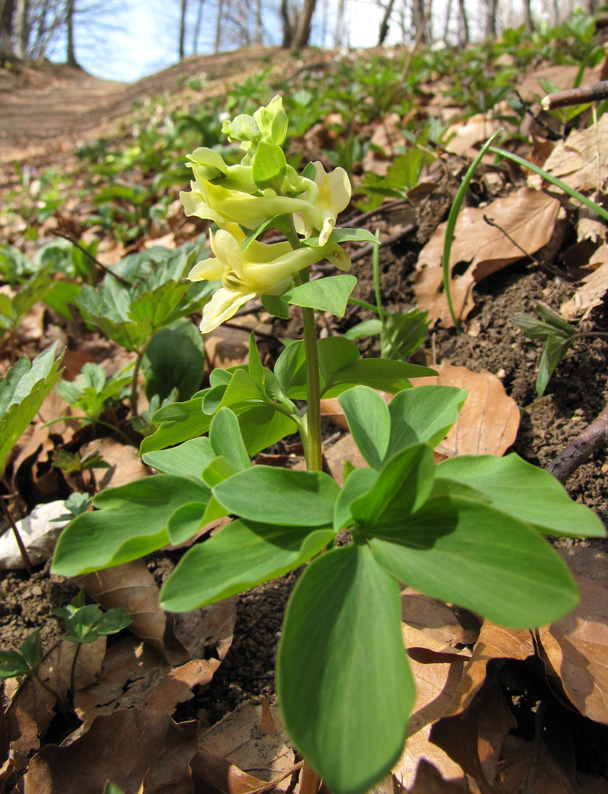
[485,0,497,37]
[0,0,15,60]
[378,0,397,45]
[64,0,78,65]
[179,0,187,58]
[458,0,469,45]
[290,0,316,51]
[522,0,533,33]
[14,0,28,57]
[411,0,426,42]
[191,0,205,52]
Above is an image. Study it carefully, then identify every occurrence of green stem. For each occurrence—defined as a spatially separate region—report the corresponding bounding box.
[130,337,154,417]
[348,297,381,314]
[302,303,322,472]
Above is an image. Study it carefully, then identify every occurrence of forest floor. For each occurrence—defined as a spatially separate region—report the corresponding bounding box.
[1,44,608,794]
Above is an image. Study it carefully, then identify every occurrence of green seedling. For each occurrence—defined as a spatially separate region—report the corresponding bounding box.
[51,492,93,523]
[513,302,608,396]
[53,448,110,494]
[51,98,605,794]
[0,344,63,573]
[54,362,133,425]
[347,231,429,360]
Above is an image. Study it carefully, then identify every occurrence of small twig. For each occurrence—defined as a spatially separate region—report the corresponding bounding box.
[483,215,542,266]
[222,320,275,339]
[547,398,608,483]
[542,81,608,110]
[238,761,305,794]
[0,496,33,575]
[51,224,134,287]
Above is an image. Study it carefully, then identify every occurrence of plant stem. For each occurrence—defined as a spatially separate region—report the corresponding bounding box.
[33,672,63,707]
[130,336,154,417]
[68,643,83,708]
[0,497,33,575]
[301,299,323,472]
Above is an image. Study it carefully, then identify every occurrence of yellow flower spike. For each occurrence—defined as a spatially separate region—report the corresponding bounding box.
[180,177,323,231]
[308,162,352,245]
[188,225,350,333]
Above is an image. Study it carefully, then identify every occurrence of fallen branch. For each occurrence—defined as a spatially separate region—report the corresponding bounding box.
[541,81,608,110]
[547,398,608,483]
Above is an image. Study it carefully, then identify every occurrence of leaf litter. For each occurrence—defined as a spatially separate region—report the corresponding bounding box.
[1,47,608,794]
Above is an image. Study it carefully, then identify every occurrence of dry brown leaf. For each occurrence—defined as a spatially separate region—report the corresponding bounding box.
[190,749,269,794]
[82,437,150,490]
[406,648,468,738]
[78,559,182,664]
[205,314,271,371]
[538,114,608,194]
[430,680,517,794]
[74,636,218,724]
[23,709,198,794]
[414,188,560,327]
[393,722,466,791]
[323,433,368,486]
[409,362,519,457]
[407,759,471,793]
[172,596,236,661]
[6,637,106,756]
[518,64,602,102]
[561,246,608,319]
[201,702,296,788]
[362,114,407,175]
[401,589,479,655]
[494,734,576,793]
[445,114,501,157]
[445,621,534,718]
[537,548,608,724]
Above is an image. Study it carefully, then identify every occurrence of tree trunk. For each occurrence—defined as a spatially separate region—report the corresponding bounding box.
[457,0,468,45]
[65,0,78,66]
[14,0,28,58]
[522,0,533,32]
[443,0,452,41]
[485,0,497,37]
[280,0,292,47]
[0,0,15,61]
[411,0,425,43]
[192,0,204,52]
[378,0,396,45]
[214,0,223,51]
[334,0,345,47]
[290,0,317,51]
[179,0,187,58]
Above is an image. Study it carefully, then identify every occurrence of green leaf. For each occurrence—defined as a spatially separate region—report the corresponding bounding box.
[277,544,415,794]
[324,358,436,398]
[140,396,213,454]
[344,318,383,340]
[302,228,379,246]
[209,408,251,472]
[337,386,390,469]
[19,630,43,670]
[261,293,290,319]
[386,386,467,457]
[0,344,63,477]
[142,319,205,401]
[51,475,211,576]
[160,519,335,611]
[368,495,579,628]
[167,502,213,544]
[536,336,572,396]
[213,466,340,527]
[232,403,297,456]
[436,453,606,538]
[282,275,357,317]
[334,467,378,531]
[352,444,435,527]
[381,309,429,360]
[142,437,215,477]
[0,650,33,678]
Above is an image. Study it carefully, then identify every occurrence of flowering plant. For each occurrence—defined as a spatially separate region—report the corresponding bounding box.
[52,97,605,794]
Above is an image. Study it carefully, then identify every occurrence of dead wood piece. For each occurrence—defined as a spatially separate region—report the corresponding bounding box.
[542,81,608,110]
[547,399,608,483]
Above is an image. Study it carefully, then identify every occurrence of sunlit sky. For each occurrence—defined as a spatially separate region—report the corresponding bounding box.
[68,0,550,83]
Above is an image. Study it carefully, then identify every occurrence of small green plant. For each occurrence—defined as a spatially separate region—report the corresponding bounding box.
[54,362,133,424]
[51,98,605,794]
[512,302,608,396]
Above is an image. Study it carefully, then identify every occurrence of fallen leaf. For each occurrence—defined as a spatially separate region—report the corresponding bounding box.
[561,245,608,319]
[23,710,198,794]
[190,749,269,794]
[81,437,150,490]
[445,621,534,718]
[407,759,470,792]
[445,114,501,157]
[201,702,296,787]
[205,314,271,371]
[172,596,236,662]
[401,589,479,655]
[75,637,218,724]
[414,188,560,327]
[537,548,608,724]
[409,362,519,457]
[6,637,106,756]
[539,114,608,194]
[431,680,518,793]
[323,432,368,486]
[394,722,466,791]
[518,64,602,102]
[494,733,576,793]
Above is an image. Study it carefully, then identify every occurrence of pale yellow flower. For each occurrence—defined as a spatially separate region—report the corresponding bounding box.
[296,162,351,245]
[180,176,323,231]
[189,224,350,333]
